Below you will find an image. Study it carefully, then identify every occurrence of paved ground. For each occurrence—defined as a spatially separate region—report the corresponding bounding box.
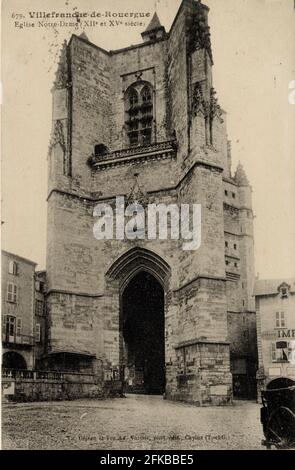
[2,395,264,450]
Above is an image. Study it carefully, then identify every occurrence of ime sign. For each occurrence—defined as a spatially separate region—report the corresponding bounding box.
[277,329,295,339]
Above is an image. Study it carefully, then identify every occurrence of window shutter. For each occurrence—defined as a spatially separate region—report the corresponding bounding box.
[16,318,22,336]
[13,285,17,302]
[35,323,41,343]
[271,342,276,362]
[289,341,295,363]
[13,262,18,275]
[2,315,7,335]
[7,283,13,302]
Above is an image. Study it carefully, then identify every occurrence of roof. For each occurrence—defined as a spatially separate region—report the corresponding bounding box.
[144,12,163,33]
[69,1,211,57]
[2,250,37,266]
[79,32,89,41]
[254,278,295,296]
[235,162,249,186]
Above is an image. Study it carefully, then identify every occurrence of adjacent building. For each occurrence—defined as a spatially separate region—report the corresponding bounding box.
[1,251,46,370]
[34,271,47,369]
[45,0,257,405]
[255,278,295,394]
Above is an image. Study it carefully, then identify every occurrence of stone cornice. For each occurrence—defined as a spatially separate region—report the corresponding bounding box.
[223,177,237,186]
[224,230,243,237]
[225,272,240,282]
[225,254,240,261]
[47,158,224,202]
[46,289,103,298]
[88,140,178,171]
[175,339,230,350]
[223,202,239,212]
[173,274,226,294]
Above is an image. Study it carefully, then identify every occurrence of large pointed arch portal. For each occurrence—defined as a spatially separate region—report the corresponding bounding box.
[106,247,171,395]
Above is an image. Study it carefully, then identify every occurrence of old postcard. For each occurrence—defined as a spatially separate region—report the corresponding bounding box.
[1,0,295,454]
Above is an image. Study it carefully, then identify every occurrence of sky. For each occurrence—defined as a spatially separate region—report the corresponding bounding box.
[2,0,295,279]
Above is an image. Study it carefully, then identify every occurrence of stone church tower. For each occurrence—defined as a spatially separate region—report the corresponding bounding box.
[46,0,257,404]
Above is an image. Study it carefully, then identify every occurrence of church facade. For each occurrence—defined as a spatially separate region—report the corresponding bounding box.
[46,0,257,405]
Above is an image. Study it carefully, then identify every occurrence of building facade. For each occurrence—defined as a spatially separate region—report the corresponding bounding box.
[2,251,36,370]
[46,0,257,405]
[1,251,47,371]
[255,278,295,395]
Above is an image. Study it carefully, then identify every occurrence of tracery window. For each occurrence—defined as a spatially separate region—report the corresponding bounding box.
[129,88,138,107]
[125,82,153,147]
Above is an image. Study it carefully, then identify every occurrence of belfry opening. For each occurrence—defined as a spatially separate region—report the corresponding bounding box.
[121,271,165,395]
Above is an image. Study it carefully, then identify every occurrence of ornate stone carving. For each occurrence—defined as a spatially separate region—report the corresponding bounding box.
[223,202,239,219]
[135,71,143,81]
[235,162,249,186]
[88,139,177,171]
[53,40,69,90]
[49,120,66,155]
[187,5,213,63]
[210,88,223,122]
[126,173,148,207]
[192,82,206,117]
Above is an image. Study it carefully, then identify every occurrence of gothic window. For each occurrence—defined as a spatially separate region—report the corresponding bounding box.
[129,88,138,107]
[141,85,152,103]
[125,82,153,147]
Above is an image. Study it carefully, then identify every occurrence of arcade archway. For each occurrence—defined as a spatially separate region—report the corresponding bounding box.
[2,351,27,370]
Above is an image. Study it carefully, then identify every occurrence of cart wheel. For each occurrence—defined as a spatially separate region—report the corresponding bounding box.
[268,406,295,449]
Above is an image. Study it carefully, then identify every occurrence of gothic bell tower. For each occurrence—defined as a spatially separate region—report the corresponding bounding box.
[45,0,256,404]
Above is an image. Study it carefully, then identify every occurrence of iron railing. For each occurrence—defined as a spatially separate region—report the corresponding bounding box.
[2,333,35,346]
[2,368,96,383]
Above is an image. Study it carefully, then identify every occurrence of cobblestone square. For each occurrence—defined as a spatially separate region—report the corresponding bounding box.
[2,395,264,450]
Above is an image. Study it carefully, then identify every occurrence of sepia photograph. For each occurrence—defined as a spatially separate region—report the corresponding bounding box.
[1,0,295,455]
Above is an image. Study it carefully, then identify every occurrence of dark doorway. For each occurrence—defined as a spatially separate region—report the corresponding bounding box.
[122,271,165,395]
[2,352,27,370]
